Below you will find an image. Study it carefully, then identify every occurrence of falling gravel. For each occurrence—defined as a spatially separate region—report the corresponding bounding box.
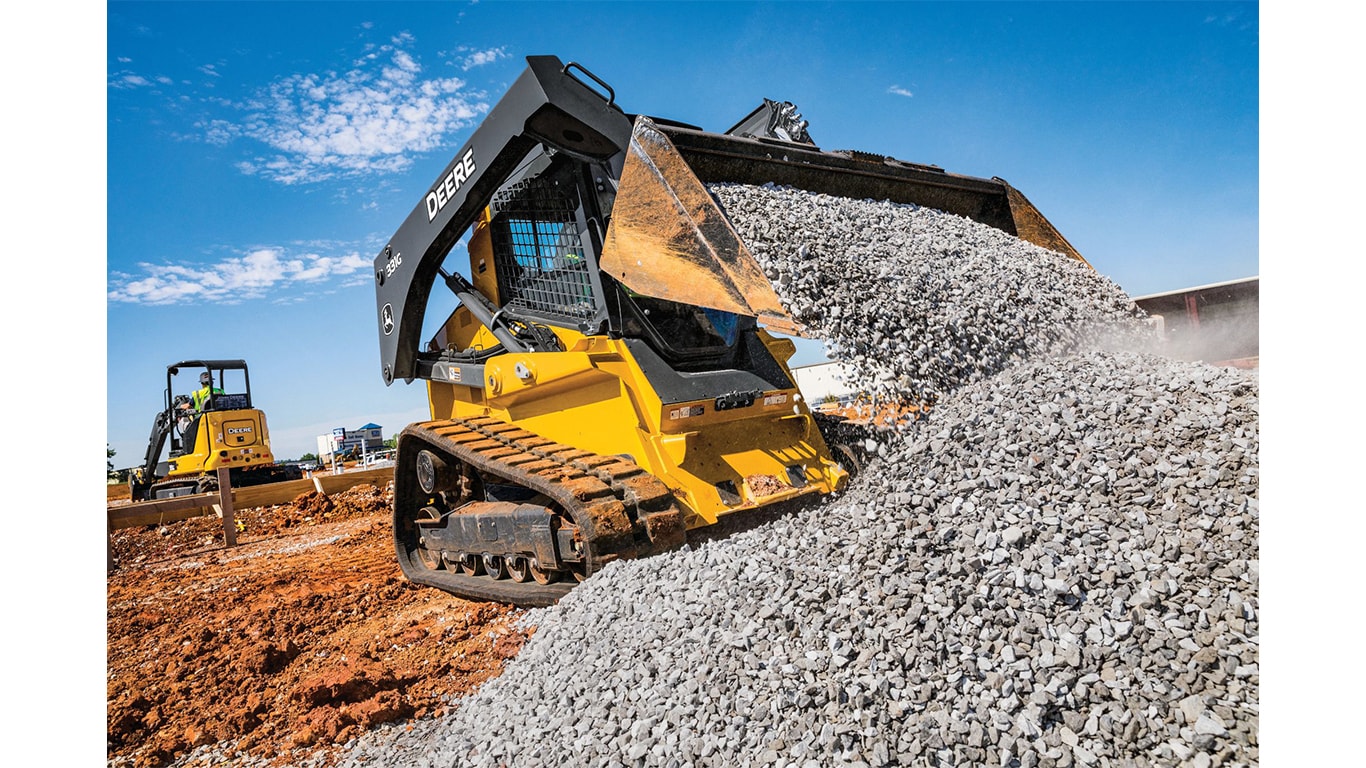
[710,183,1156,409]
[322,186,1258,768]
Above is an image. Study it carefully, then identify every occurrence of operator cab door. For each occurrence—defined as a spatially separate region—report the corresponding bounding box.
[485,150,611,336]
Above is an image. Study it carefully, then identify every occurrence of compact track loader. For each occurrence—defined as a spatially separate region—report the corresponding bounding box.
[130,359,300,501]
[374,56,1084,606]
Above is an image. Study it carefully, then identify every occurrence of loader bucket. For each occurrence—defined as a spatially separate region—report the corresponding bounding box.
[599,114,1087,339]
[655,119,1088,267]
[600,118,802,336]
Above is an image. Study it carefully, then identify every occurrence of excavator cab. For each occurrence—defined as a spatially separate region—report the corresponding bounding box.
[168,365,245,456]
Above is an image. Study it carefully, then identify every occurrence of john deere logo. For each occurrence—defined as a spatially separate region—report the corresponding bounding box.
[381,303,395,336]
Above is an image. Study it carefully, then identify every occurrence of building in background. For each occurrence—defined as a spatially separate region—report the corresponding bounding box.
[1132,276,1258,368]
[316,423,385,462]
[790,361,858,409]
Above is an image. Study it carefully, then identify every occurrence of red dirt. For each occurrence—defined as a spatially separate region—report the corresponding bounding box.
[106,483,529,767]
[820,399,928,427]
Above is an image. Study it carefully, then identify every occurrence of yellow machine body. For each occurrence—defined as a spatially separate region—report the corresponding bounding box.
[163,408,278,480]
[426,215,847,530]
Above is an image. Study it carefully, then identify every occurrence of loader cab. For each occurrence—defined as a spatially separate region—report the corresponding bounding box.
[614,288,745,363]
[483,148,613,337]
[477,144,769,374]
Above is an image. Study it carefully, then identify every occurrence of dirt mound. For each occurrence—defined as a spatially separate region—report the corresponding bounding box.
[107,483,528,767]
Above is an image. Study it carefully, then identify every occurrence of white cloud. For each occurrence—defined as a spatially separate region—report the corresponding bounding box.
[230,38,487,184]
[109,71,152,89]
[1204,8,1255,31]
[108,246,375,305]
[201,118,240,145]
[461,46,508,70]
[110,34,489,185]
[887,85,914,98]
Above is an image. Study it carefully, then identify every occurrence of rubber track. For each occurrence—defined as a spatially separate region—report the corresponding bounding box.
[393,416,685,607]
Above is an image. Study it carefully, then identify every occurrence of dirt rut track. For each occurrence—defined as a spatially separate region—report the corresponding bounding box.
[106,482,530,768]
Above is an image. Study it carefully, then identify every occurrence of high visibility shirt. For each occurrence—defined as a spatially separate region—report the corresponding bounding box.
[192,386,223,411]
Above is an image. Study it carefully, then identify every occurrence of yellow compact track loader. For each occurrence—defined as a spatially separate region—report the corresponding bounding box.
[373,56,1083,605]
[130,359,300,501]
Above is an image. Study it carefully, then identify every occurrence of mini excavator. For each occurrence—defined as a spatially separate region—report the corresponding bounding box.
[373,56,1084,605]
[130,359,300,501]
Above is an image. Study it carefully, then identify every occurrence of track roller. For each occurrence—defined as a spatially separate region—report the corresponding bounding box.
[483,554,509,580]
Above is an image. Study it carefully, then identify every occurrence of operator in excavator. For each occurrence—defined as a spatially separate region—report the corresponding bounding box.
[191,372,222,411]
[176,372,222,452]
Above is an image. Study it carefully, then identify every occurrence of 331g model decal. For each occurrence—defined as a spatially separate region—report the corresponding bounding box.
[425,148,477,222]
[383,250,403,279]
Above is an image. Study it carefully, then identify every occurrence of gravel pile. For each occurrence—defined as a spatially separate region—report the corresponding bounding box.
[334,351,1256,768]
[710,182,1155,409]
[309,186,1258,768]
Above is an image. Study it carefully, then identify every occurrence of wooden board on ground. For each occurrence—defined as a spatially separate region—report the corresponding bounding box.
[107,468,394,531]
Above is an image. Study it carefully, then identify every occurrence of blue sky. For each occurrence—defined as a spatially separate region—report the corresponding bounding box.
[97,1,1261,469]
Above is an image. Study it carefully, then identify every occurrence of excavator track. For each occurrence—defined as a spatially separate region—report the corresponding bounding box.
[136,464,302,502]
[393,416,687,607]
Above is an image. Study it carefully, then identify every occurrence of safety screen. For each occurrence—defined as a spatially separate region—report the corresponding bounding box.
[489,174,597,323]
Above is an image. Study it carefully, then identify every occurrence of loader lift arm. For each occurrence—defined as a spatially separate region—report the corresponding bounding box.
[374,56,634,385]
[375,54,1088,387]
